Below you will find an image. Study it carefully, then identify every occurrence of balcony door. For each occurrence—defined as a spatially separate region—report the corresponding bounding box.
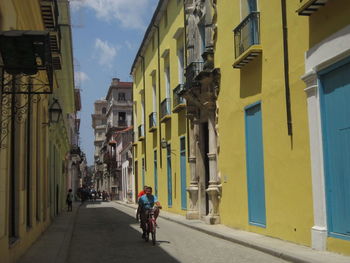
[242,0,257,18]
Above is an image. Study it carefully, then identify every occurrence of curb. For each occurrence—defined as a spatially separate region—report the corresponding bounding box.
[115,201,308,263]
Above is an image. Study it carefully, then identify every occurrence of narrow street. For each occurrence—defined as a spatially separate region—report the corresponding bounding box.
[66,202,287,263]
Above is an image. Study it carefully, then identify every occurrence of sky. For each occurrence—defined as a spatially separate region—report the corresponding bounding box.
[70,0,158,165]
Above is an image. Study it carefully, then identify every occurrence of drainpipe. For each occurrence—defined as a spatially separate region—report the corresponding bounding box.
[140,55,147,171]
[281,0,293,137]
[153,24,162,168]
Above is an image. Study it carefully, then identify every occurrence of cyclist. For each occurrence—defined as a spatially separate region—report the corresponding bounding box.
[136,186,161,239]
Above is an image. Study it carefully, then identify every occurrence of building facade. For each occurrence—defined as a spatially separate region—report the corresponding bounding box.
[0,0,78,262]
[92,99,108,191]
[103,78,133,198]
[131,0,350,256]
[131,0,189,215]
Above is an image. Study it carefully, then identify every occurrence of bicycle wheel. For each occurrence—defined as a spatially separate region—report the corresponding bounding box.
[151,220,156,245]
[145,220,150,242]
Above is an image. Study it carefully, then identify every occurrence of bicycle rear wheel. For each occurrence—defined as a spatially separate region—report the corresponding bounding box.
[151,220,156,245]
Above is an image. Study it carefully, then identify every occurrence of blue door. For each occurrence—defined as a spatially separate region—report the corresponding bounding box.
[245,103,266,227]
[167,144,172,207]
[154,150,158,197]
[320,59,350,240]
[180,137,187,210]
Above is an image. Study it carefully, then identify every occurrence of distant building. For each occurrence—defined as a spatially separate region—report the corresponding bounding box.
[91,99,108,191]
[103,78,133,199]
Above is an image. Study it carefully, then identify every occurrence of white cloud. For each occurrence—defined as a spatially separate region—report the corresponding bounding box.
[70,0,155,30]
[94,38,118,67]
[125,40,136,50]
[75,71,89,87]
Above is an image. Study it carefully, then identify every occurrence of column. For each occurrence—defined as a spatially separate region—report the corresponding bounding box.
[186,118,200,219]
[205,109,220,224]
[302,70,327,250]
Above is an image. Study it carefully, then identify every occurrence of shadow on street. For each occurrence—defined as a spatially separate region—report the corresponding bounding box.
[67,204,180,263]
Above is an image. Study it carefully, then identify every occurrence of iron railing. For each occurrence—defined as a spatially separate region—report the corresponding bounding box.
[149,112,157,130]
[233,12,260,58]
[173,84,186,109]
[160,98,171,119]
[118,120,127,127]
[138,124,144,139]
[185,61,204,90]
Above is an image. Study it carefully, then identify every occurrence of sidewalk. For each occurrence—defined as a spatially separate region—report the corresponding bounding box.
[18,202,80,263]
[115,201,350,263]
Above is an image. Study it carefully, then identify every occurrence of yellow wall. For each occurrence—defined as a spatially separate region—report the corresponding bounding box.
[133,0,189,215]
[0,1,75,262]
[216,0,313,246]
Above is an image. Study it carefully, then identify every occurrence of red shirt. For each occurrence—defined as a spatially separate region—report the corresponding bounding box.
[137,190,145,198]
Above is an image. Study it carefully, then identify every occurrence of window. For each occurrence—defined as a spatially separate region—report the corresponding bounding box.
[119,112,126,121]
[199,23,206,58]
[165,62,170,99]
[102,107,106,114]
[241,0,257,18]
[152,72,157,112]
[178,47,184,84]
[118,92,126,101]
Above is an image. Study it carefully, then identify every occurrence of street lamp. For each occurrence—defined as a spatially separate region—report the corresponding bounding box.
[49,98,62,124]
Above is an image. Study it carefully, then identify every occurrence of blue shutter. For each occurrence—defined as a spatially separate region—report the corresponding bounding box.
[245,103,266,227]
[320,59,350,240]
[180,137,187,210]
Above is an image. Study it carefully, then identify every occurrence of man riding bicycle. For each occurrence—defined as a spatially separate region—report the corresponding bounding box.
[136,186,161,239]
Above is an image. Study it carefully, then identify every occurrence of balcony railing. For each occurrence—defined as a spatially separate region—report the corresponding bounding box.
[297,0,328,16]
[160,98,171,121]
[173,84,186,112]
[149,112,157,131]
[185,61,204,91]
[138,124,145,140]
[40,0,61,69]
[234,12,260,59]
[118,120,127,127]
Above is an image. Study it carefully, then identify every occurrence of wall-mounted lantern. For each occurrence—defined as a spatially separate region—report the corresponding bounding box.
[49,98,62,124]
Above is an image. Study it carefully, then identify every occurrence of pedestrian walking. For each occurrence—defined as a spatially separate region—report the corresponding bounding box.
[66,189,73,212]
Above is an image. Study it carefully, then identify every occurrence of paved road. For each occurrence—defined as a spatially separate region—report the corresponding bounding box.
[67,202,287,263]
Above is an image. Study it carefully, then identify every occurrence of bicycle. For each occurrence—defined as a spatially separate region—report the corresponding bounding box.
[144,206,161,245]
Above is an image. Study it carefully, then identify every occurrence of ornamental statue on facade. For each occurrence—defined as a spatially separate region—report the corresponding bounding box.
[182,0,221,224]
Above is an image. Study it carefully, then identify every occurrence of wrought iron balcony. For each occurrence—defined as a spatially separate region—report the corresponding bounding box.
[297,0,328,16]
[160,98,171,122]
[118,120,127,127]
[40,0,61,69]
[138,124,145,141]
[185,61,204,90]
[233,12,262,68]
[173,84,186,113]
[149,112,157,132]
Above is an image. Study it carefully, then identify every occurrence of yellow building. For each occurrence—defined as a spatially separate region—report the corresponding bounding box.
[132,0,350,256]
[297,0,350,255]
[131,0,189,215]
[0,1,77,262]
[215,0,313,249]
